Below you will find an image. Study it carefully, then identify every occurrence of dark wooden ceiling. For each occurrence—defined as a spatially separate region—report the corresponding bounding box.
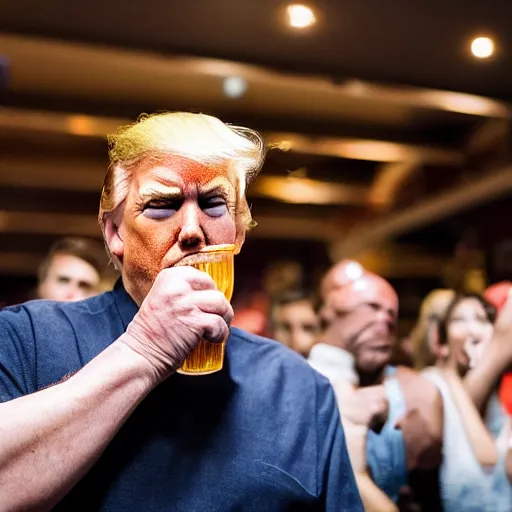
[0,0,510,283]
[2,0,512,99]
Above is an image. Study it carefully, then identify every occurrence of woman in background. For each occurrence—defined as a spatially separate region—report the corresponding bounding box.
[422,293,511,511]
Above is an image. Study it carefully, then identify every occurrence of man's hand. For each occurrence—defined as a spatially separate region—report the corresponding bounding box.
[334,381,389,432]
[121,266,233,382]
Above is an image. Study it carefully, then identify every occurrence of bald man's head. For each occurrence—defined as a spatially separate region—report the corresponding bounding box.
[320,261,398,378]
[320,260,365,298]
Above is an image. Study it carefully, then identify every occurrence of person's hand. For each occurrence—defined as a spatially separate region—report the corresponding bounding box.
[395,409,441,470]
[464,336,490,369]
[120,266,233,383]
[334,381,389,432]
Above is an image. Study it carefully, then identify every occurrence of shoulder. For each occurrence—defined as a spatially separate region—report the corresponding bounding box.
[228,328,336,424]
[396,366,444,444]
[1,291,116,334]
[229,327,332,392]
[396,365,441,401]
[0,292,119,395]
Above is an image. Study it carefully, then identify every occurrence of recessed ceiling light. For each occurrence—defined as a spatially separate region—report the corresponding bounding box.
[286,4,316,29]
[470,36,495,59]
[223,76,248,99]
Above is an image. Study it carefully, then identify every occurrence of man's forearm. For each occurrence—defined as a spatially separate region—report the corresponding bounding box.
[0,339,156,511]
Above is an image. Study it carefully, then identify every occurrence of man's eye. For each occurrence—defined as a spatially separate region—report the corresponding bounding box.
[202,199,228,217]
[143,202,180,219]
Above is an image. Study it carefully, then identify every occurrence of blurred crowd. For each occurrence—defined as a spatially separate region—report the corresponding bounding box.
[14,234,512,511]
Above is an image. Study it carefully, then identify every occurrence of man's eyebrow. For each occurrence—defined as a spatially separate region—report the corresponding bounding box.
[139,188,183,201]
[199,185,232,198]
[199,178,235,196]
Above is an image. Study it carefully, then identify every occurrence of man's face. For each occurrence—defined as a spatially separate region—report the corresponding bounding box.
[38,253,101,302]
[115,156,237,304]
[273,299,319,357]
[322,274,398,374]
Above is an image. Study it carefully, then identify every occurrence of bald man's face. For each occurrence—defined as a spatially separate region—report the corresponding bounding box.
[322,274,398,375]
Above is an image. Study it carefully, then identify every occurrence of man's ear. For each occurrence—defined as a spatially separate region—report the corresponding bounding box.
[104,212,124,261]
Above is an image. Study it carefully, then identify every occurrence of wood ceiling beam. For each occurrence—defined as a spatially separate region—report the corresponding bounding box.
[338,165,512,256]
[466,119,510,156]
[2,33,511,120]
[367,159,424,209]
[265,132,462,165]
[328,243,450,278]
[0,107,464,166]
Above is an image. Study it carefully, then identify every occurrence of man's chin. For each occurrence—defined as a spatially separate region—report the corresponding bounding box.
[122,270,155,306]
[356,351,391,375]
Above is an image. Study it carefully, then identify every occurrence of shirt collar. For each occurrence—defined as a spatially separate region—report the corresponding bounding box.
[308,343,359,386]
[112,278,139,330]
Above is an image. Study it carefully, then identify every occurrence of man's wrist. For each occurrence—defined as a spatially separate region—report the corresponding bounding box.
[113,336,170,389]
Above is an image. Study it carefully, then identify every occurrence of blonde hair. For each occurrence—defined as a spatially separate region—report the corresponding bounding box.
[411,289,456,369]
[98,112,266,264]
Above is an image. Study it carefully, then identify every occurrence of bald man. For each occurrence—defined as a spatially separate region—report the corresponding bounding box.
[309,260,443,506]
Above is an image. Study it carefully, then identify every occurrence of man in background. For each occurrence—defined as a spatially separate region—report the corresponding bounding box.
[37,237,110,302]
[271,290,319,357]
[310,260,443,509]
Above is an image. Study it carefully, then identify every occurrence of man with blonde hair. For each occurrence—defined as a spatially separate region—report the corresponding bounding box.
[0,112,361,511]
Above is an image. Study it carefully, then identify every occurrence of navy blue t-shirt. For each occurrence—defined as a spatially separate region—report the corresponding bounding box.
[0,281,362,511]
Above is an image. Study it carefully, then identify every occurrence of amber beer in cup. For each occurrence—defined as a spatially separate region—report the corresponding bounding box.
[175,244,235,375]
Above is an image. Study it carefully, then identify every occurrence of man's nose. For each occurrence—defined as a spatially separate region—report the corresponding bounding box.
[65,285,81,302]
[376,308,396,329]
[178,203,206,250]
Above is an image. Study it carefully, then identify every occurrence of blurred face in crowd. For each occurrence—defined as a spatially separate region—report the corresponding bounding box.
[273,299,319,357]
[446,297,494,372]
[38,253,101,302]
[110,156,237,305]
[321,273,399,375]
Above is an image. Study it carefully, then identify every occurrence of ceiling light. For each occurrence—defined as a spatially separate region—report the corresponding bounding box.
[287,4,316,29]
[222,76,248,98]
[470,36,495,59]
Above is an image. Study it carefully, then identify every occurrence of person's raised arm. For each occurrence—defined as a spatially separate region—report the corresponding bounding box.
[0,267,232,512]
[442,367,497,467]
[464,291,512,412]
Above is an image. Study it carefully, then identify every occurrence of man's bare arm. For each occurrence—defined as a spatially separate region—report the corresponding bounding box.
[0,267,233,512]
[0,340,155,511]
